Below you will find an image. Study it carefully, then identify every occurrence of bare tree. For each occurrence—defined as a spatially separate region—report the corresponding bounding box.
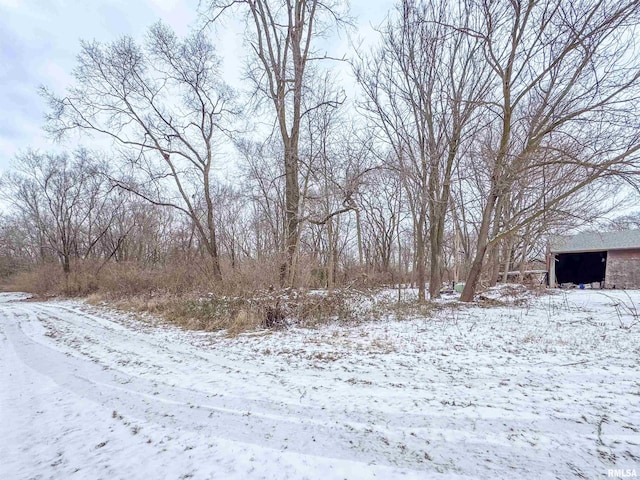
[43,22,236,281]
[205,0,349,286]
[459,0,640,301]
[1,150,109,274]
[355,0,490,300]
[239,138,287,260]
[214,184,253,269]
[299,95,375,288]
[358,168,404,278]
[0,214,32,278]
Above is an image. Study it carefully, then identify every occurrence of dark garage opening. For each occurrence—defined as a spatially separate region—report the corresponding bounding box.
[555,251,607,285]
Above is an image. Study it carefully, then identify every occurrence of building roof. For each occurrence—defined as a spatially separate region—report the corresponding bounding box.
[550,229,640,254]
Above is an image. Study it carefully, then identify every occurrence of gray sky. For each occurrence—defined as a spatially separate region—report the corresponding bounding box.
[0,0,391,175]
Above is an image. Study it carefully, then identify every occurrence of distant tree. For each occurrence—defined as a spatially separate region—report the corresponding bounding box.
[300,102,373,289]
[214,184,252,269]
[239,138,287,259]
[1,150,109,274]
[357,168,404,277]
[0,214,30,278]
[607,211,640,232]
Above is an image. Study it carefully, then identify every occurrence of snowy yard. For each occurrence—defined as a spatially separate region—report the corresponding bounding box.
[1,289,639,479]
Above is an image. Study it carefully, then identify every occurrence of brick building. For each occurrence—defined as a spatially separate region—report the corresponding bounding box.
[548,230,640,288]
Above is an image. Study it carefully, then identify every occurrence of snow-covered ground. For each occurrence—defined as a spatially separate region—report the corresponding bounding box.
[1,289,639,479]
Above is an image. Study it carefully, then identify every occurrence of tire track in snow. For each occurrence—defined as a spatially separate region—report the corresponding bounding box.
[1,300,436,470]
[3,293,637,478]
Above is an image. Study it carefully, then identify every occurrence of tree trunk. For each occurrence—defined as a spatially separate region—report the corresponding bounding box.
[502,239,512,284]
[518,234,530,283]
[415,212,427,302]
[62,253,71,274]
[428,198,449,299]
[355,208,364,270]
[204,162,223,281]
[326,217,334,290]
[487,195,506,287]
[428,227,442,299]
[460,191,498,302]
[487,243,501,287]
[282,143,300,287]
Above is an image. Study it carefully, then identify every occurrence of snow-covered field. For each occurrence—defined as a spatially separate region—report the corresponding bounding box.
[1,288,639,479]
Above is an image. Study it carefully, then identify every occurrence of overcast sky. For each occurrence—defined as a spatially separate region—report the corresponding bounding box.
[0,0,392,175]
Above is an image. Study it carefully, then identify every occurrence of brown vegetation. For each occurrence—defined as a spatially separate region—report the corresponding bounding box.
[5,259,393,333]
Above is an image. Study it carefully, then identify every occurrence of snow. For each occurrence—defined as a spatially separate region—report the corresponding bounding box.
[1,289,639,479]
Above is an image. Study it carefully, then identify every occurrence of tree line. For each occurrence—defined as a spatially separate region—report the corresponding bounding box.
[2,0,640,301]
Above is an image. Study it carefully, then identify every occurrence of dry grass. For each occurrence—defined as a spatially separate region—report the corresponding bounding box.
[386,297,442,319]
[101,287,392,335]
[3,260,280,334]
[5,259,458,335]
[293,291,358,327]
[8,264,72,296]
[6,256,236,298]
[168,297,261,332]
